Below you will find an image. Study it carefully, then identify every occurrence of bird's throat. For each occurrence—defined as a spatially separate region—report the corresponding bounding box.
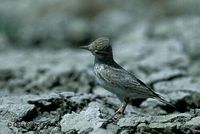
[94,56,115,66]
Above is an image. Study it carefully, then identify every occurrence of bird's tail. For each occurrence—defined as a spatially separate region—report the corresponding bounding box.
[154,95,176,109]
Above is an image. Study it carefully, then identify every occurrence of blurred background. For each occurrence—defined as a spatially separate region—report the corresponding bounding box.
[0,0,200,96]
[1,0,200,133]
[0,0,200,93]
[0,0,200,48]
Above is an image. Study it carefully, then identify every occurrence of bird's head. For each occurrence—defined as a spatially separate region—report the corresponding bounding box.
[80,37,113,59]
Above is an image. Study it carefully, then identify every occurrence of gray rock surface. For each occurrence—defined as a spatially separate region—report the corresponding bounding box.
[0,0,200,134]
[0,91,199,133]
[60,102,104,133]
[118,113,194,133]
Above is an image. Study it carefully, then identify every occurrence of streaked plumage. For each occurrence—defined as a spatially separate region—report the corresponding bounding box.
[94,63,156,99]
[80,37,175,118]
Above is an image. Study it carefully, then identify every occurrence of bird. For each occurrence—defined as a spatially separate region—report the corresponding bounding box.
[80,37,175,119]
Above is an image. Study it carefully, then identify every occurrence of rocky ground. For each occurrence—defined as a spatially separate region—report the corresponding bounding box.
[0,0,200,134]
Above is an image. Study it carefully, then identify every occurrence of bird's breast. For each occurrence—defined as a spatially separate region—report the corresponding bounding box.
[93,64,122,94]
[94,64,106,85]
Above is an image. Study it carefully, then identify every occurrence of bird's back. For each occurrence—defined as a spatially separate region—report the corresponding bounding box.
[94,62,158,99]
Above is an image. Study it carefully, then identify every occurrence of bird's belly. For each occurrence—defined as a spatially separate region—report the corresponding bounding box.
[95,73,127,98]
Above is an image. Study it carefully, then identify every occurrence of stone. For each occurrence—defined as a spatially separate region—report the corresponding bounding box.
[117,113,195,133]
[185,116,200,128]
[50,127,60,134]
[189,60,200,76]
[90,128,113,134]
[0,119,13,134]
[114,36,189,77]
[145,69,186,85]
[154,77,200,106]
[60,102,105,133]
[0,95,36,121]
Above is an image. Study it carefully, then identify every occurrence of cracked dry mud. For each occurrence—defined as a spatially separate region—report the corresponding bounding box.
[0,1,200,134]
[0,40,200,134]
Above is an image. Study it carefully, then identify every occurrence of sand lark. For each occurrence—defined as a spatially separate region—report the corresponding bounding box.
[80,37,175,119]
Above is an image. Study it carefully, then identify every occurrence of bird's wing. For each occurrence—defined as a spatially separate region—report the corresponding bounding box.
[97,65,157,98]
[97,65,175,108]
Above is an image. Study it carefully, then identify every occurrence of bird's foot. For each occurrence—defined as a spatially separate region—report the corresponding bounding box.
[108,107,125,120]
[101,114,124,129]
[101,109,125,128]
[101,100,128,128]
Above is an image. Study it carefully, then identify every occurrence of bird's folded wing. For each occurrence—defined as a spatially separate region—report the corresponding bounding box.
[97,66,157,97]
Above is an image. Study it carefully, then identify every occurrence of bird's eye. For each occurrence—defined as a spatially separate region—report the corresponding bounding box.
[94,50,109,55]
[95,51,103,55]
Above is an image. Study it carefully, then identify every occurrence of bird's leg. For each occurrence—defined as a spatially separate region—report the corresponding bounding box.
[101,99,128,128]
[108,98,128,121]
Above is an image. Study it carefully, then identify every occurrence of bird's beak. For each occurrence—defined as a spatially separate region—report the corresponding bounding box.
[79,45,90,50]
